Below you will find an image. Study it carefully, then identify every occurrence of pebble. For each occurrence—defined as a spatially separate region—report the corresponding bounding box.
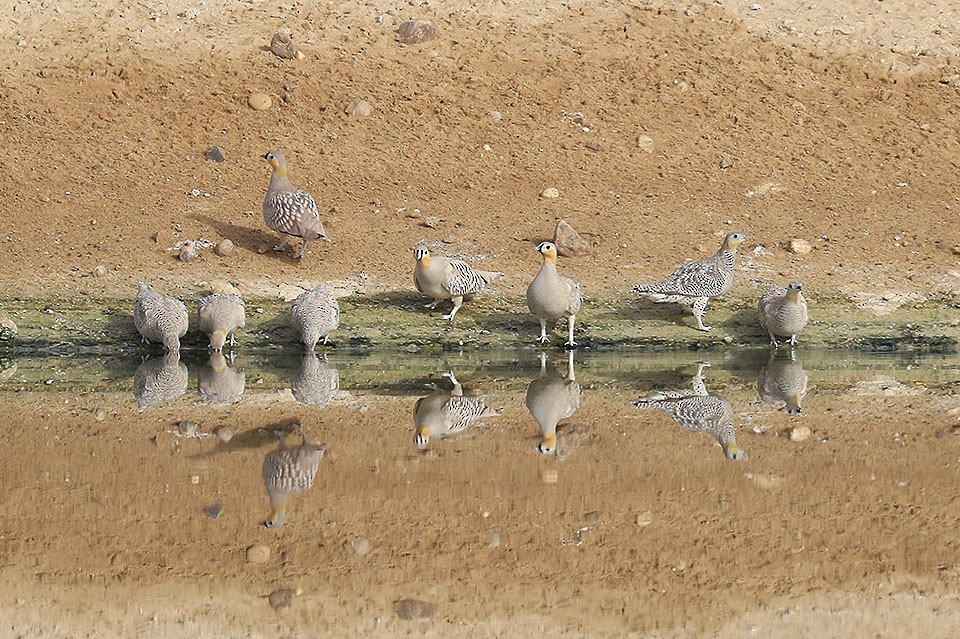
[635,511,653,527]
[214,239,236,257]
[215,425,235,443]
[394,599,435,621]
[179,243,198,262]
[488,110,503,121]
[790,425,812,442]
[345,98,373,117]
[92,265,107,277]
[268,588,300,613]
[270,32,298,60]
[540,187,560,199]
[553,219,592,257]
[246,544,271,564]
[396,19,438,44]
[153,230,173,246]
[178,420,198,436]
[585,140,604,152]
[636,134,654,153]
[787,238,813,255]
[486,533,501,548]
[346,538,372,557]
[93,408,107,422]
[248,93,272,111]
[0,316,18,339]
[204,146,226,162]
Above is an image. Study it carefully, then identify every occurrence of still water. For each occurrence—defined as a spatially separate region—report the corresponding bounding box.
[1,347,958,635]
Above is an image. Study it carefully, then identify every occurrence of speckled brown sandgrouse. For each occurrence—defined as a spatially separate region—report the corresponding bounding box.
[261,423,328,528]
[291,283,340,350]
[262,150,330,259]
[757,351,808,415]
[412,247,502,322]
[134,282,189,353]
[526,241,582,347]
[413,370,492,449]
[198,352,246,405]
[633,362,748,461]
[133,351,189,412]
[198,293,245,351]
[633,232,748,332]
[758,281,808,347]
[525,351,581,455]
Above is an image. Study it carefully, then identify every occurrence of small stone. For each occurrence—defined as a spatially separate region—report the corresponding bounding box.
[248,93,272,111]
[0,316,18,340]
[93,408,107,422]
[421,216,441,229]
[553,219,592,257]
[178,420,198,436]
[636,134,654,153]
[790,425,812,442]
[153,230,173,246]
[346,538,371,557]
[268,588,300,613]
[396,19,438,44]
[204,502,223,519]
[247,544,270,564]
[215,425,235,443]
[540,187,560,199]
[92,265,107,277]
[635,511,653,527]
[179,243,198,262]
[394,599,435,621]
[214,239,236,257]
[585,140,604,152]
[486,533,501,548]
[345,98,372,117]
[270,32,298,60]
[488,110,503,121]
[204,146,225,162]
[787,238,813,255]
[719,154,733,169]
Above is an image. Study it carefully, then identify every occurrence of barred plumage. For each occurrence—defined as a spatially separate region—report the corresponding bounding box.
[413,370,492,449]
[262,150,330,259]
[526,241,582,347]
[758,281,809,347]
[133,282,188,352]
[291,283,340,350]
[198,352,246,405]
[261,424,328,528]
[757,351,808,415]
[198,293,245,351]
[133,351,188,412]
[633,363,747,460]
[526,351,581,455]
[633,232,748,332]
[291,352,340,410]
[412,247,501,322]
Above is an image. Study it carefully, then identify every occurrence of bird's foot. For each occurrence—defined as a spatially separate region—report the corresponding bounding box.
[563,340,578,349]
[424,301,439,310]
[537,335,550,344]
[696,324,713,332]
[271,243,286,253]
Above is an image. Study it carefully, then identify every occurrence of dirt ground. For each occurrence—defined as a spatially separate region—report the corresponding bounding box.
[2,0,960,636]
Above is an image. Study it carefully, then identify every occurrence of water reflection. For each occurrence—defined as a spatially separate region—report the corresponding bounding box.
[132,352,188,411]
[261,422,328,528]
[198,352,246,405]
[633,362,748,461]
[526,351,582,455]
[291,352,340,410]
[757,350,808,415]
[412,370,493,449]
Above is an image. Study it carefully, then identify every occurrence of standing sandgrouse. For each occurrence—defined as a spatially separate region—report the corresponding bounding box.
[758,281,809,347]
[412,247,501,322]
[526,241,582,347]
[134,282,189,353]
[291,283,340,350]
[261,423,328,528]
[261,150,330,259]
[198,293,245,351]
[633,232,748,332]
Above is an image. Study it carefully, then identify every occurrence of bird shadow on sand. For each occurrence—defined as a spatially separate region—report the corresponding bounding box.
[189,212,305,262]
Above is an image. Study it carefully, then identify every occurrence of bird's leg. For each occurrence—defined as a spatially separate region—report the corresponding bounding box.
[272,236,288,252]
[564,315,577,348]
[537,318,550,344]
[228,332,237,346]
[769,333,780,348]
[293,238,308,259]
[692,297,711,331]
[322,334,330,345]
[566,348,576,382]
[442,297,463,321]
[789,334,797,346]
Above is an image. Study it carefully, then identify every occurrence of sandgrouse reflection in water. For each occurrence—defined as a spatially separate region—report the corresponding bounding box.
[133,351,188,411]
[291,352,340,410]
[633,362,748,461]
[412,370,493,450]
[261,422,328,528]
[757,350,808,415]
[525,350,582,455]
[198,352,246,405]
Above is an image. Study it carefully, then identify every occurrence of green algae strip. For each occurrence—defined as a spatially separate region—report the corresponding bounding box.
[0,291,957,355]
